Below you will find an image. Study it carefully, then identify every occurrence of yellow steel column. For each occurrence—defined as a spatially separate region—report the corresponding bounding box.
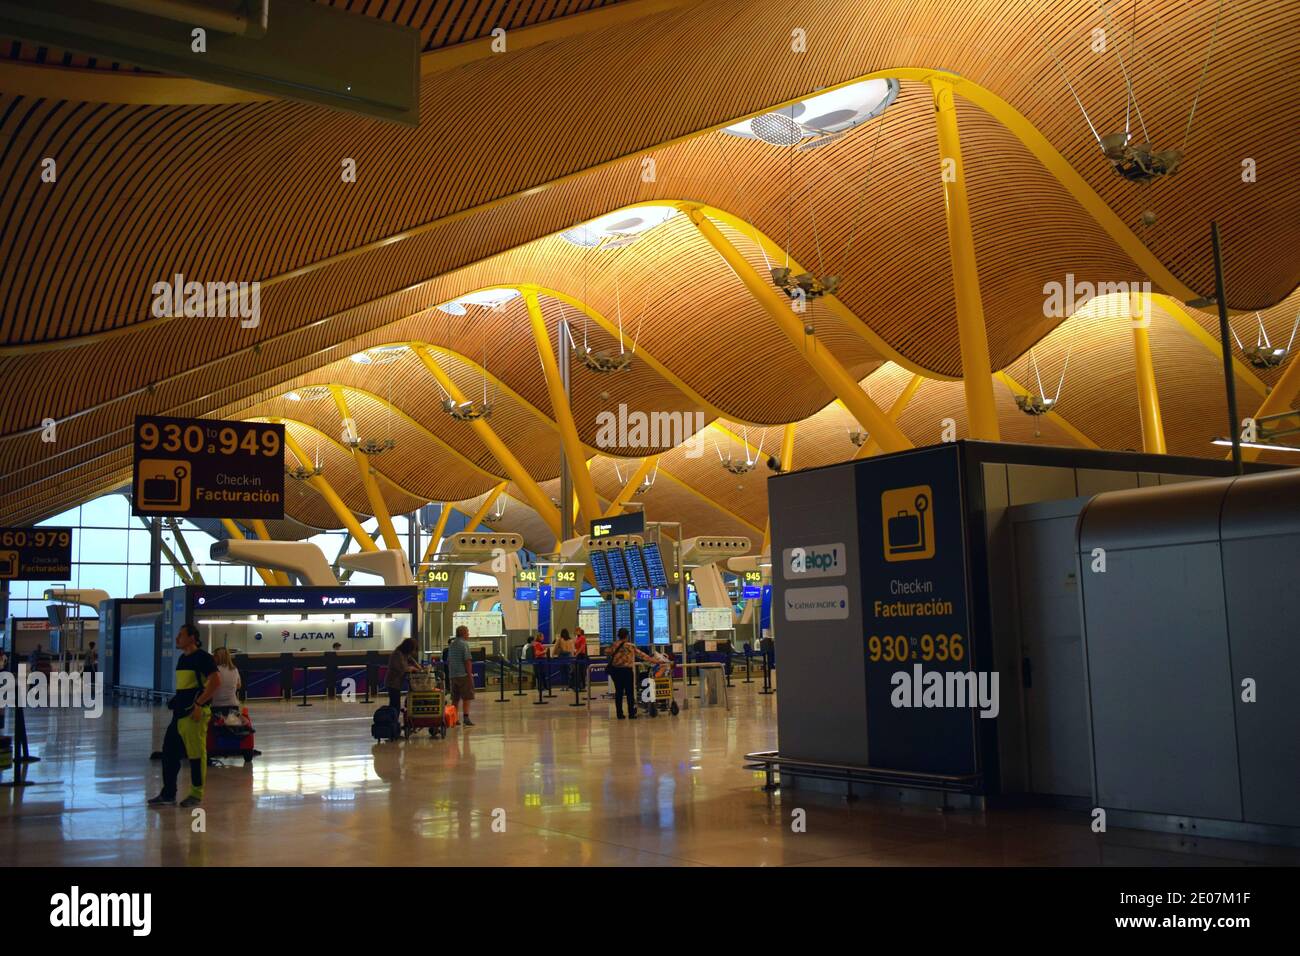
[1130,295,1167,454]
[605,456,659,518]
[856,373,924,459]
[220,519,278,585]
[522,287,603,528]
[329,386,402,550]
[464,483,508,531]
[410,344,562,539]
[418,503,457,571]
[248,518,291,585]
[762,424,798,552]
[687,209,912,453]
[1242,348,1300,462]
[280,427,379,551]
[930,79,1001,441]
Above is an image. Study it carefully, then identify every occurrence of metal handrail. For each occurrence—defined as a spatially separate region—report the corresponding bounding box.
[743,749,982,794]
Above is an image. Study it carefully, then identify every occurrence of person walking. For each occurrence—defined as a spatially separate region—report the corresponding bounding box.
[606,628,654,720]
[444,625,476,726]
[385,638,421,713]
[84,641,97,677]
[149,624,220,807]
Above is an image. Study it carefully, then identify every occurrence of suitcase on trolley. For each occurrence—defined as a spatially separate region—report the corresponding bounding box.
[208,708,259,763]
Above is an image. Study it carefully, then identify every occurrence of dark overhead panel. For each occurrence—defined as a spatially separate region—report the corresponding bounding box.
[0,0,421,125]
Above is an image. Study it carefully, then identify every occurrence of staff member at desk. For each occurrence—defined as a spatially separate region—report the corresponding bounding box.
[385,638,422,712]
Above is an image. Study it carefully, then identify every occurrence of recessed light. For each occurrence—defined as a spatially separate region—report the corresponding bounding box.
[722,78,899,148]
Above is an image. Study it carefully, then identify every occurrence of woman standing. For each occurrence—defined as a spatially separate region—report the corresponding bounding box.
[606,628,654,719]
[211,648,243,716]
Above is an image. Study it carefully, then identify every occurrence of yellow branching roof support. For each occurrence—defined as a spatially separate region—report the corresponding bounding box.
[1130,294,1167,454]
[1242,350,1300,463]
[855,373,924,459]
[931,78,1001,441]
[604,456,659,518]
[278,425,380,552]
[410,343,563,540]
[522,285,603,530]
[329,386,402,550]
[219,519,279,586]
[685,206,913,454]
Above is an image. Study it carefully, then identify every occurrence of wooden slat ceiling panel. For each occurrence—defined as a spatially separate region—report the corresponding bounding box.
[1,0,1297,527]
[2,0,1292,347]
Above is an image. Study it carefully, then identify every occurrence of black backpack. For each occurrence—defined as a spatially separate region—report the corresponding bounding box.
[371,705,401,741]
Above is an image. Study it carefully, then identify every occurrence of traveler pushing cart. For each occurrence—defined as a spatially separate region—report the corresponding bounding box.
[404,670,448,739]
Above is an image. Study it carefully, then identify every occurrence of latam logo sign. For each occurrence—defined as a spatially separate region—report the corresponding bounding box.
[782,543,846,580]
[321,596,356,606]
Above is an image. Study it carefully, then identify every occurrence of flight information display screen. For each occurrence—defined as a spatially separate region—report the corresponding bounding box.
[651,596,670,644]
[589,550,613,592]
[633,599,651,644]
[607,549,631,591]
[642,543,668,588]
[625,545,650,590]
[615,600,632,636]
[598,601,615,639]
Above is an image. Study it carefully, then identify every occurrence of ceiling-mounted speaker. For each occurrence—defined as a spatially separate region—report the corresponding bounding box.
[0,0,421,125]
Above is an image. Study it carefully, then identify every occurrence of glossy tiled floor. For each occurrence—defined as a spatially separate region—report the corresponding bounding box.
[3,681,1296,867]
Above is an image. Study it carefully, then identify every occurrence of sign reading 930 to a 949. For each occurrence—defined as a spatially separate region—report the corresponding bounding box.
[132,415,285,519]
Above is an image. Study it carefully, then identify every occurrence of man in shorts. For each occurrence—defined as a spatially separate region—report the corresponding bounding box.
[444,625,475,727]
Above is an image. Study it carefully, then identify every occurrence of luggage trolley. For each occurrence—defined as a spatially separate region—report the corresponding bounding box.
[645,657,680,717]
[404,670,448,739]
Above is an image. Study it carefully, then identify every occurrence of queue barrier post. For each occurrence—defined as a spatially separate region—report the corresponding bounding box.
[743,649,753,684]
[298,665,312,707]
[759,654,774,695]
[533,662,548,705]
[498,658,506,702]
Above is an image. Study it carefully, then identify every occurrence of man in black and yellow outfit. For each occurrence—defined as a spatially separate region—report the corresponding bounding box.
[149,623,220,808]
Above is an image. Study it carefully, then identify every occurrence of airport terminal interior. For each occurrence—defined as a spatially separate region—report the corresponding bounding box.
[1,0,1298,877]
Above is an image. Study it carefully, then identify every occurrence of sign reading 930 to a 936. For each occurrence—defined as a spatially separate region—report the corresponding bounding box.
[132,415,284,519]
[0,527,73,580]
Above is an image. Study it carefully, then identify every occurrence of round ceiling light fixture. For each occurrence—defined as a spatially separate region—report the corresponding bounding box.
[436,288,521,316]
[349,344,409,365]
[559,205,679,249]
[722,78,900,148]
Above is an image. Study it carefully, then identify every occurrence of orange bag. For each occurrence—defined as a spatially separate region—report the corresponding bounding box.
[443,703,458,727]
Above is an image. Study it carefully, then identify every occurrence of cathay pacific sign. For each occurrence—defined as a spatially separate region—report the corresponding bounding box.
[782,543,846,580]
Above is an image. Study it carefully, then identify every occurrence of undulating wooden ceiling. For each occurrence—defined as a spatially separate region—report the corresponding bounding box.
[0,0,1296,545]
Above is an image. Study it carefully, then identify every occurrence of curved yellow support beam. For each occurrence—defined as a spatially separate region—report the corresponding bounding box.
[604,456,659,518]
[1242,350,1300,462]
[277,424,379,551]
[855,372,924,459]
[686,206,913,453]
[1,65,1239,361]
[1129,295,1167,455]
[328,386,402,550]
[523,287,603,528]
[1157,296,1268,400]
[464,482,509,531]
[994,372,1100,449]
[219,519,278,586]
[931,79,1001,440]
[410,344,563,539]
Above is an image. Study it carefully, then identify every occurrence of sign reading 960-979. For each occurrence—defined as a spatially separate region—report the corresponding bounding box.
[0,527,72,580]
[132,415,284,519]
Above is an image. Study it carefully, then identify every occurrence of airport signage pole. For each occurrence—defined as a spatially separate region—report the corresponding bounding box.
[1210,222,1243,475]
